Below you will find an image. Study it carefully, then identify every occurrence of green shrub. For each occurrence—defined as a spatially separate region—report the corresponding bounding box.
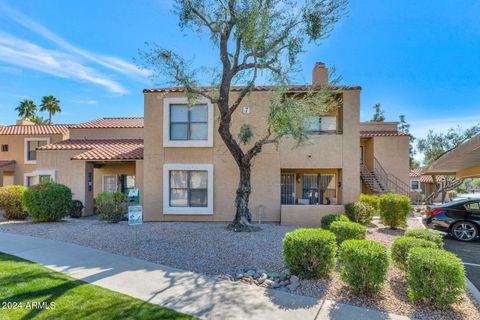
[321,214,349,229]
[23,183,72,222]
[378,194,412,229]
[0,185,28,220]
[391,236,438,270]
[282,228,337,278]
[70,200,84,218]
[330,221,367,244]
[407,247,466,306]
[96,192,127,223]
[344,202,375,225]
[404,229,443,248]
[359,194,379,212]
[339,240,389,296]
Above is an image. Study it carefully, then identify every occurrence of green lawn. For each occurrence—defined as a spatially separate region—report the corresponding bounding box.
[0,252,196,320]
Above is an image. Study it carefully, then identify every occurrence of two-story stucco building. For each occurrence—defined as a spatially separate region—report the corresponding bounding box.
[0,63,410,226]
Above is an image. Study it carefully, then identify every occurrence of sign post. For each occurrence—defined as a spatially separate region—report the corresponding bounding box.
[128,205,143,245]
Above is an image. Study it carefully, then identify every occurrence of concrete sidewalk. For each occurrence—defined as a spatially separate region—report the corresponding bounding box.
[0,232,408,320]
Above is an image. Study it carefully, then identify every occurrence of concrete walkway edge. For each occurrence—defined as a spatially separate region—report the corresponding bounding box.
[0,232,409,320]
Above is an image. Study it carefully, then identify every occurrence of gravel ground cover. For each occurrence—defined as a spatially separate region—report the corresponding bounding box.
[1,215,479,319]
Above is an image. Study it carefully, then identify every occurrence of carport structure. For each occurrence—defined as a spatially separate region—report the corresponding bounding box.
[424,134,480,178]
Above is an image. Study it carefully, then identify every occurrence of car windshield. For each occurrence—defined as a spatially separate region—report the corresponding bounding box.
[445,198,480,207]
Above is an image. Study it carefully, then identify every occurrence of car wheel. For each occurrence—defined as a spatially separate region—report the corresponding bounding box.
[452,221,478,241]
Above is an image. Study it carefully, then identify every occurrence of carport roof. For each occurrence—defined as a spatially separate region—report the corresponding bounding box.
[38,139,144,161]
[424,134,480,177]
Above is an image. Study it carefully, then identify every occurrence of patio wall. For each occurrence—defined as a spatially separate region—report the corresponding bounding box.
[280,204,345,227]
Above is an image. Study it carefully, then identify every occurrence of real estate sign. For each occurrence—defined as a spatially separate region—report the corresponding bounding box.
[128,205,143,226]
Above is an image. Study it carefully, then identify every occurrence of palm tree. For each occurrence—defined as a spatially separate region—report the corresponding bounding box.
[40,95,61,124]
[15,99,37,120]
[30,114,49,124]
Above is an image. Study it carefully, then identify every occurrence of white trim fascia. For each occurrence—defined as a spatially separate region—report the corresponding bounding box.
[24,137,50,165]
[163,163,214,215]
[102,175,118,193]
[163,96,214,148]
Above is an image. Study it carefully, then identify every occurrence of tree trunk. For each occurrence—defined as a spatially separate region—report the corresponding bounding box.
[228,163,255,231]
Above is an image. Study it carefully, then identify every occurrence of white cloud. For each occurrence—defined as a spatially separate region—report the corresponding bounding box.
[0,32,128,94]
[0,2,150,80]
[70,99,99,105]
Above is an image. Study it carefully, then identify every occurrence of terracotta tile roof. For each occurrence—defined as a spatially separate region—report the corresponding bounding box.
[144,85,362,93]
[70,117,144,129]
[38,139,144,161]
[410,168,444,183]
[360,130,409,138]
[0,160,15,168]
[0,125,70,135]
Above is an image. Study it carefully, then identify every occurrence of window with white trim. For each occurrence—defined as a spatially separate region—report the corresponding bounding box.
[163,97,214,147]
[411,180,420,191]
[163,164,213,214]
[27,140,47,161]
[103,175,118,193]
[26,176,35,187]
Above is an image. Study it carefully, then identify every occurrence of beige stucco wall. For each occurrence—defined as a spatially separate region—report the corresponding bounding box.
[280,205,344,226]
[0,133,67,186]
[359,122,399,132]
[69,127,143,140]
[143,89,361,222]
[372,136,410,188]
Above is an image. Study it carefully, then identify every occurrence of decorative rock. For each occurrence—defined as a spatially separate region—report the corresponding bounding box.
[287,281,300,291]
[256,273,267,284]
[290,275,299,284]
[272,280,281,288]
[245,269,256,277]
[263,279,274,287]
[280,269,291,281]
[234,273,244,280]
[267,271,280,279]
[257,269,267,275]
[277,286,289,292]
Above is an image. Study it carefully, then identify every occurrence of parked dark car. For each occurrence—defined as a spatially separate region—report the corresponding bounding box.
[423,198,480,241]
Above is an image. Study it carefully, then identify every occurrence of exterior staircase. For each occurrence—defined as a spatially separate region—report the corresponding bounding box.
[360,158,409,196]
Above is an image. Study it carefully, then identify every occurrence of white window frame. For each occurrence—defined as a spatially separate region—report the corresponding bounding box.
[23,173,38,187]
[102,175,118,193]
[32,169,57,183]
[410,180,421,191]
[163,97,214,147]
[24,137,50,164]
[163,163,214,215]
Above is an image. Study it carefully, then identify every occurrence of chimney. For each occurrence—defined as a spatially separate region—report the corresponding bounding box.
[312,62,328,87]
[16,118,34,126]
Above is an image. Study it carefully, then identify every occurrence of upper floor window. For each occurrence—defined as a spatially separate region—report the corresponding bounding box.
[163,97,213,148]
[305,115,337,134]
[24,138,49,164]
[1,144,8,152]
[170,104,208,140]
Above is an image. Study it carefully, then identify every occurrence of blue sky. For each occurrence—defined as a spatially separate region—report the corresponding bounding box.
[1,0,479,153]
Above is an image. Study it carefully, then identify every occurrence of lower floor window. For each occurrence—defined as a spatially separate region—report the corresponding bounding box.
[39,175,52,184]
[103,175,118,193]
[170,170,208,207]
[26,176,34,187]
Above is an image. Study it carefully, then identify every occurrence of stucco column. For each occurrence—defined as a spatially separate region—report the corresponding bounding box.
[341,90,361,203]
[84,162,94,216]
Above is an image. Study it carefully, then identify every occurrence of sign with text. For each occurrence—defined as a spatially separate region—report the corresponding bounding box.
[128,206,143,225]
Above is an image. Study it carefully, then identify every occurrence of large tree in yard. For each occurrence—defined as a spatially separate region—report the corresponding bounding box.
[139,0,348,231]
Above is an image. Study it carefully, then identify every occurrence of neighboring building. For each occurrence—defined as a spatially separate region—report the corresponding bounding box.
[409,167,443,203]
[0,63,410,226]
[0,119,70,187]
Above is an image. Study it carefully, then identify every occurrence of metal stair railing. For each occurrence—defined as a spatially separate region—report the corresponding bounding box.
[373,158,410,196]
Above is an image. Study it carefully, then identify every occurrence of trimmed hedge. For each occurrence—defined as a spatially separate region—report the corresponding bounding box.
[359,194,379,212]
[330,221,366,244]
[96,192,127,223]
[379,194,412,229]
[282,228,337,278]
[344,202,375,225]
[404,229,443,248]
[321,214,349,229]
[23,183,72,222]
[339,239,389,296]
[70,200,84,218]
[391,236,438,270]
[407,247,466,306]
[0,185,28,220]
